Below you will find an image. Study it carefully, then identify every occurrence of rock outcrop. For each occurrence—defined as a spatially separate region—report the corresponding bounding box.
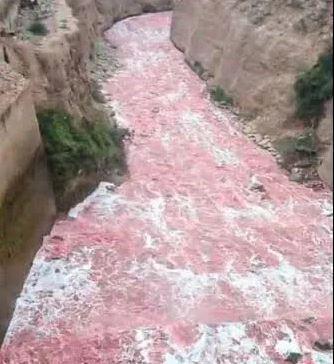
[171,0,333,187]
[0,0,19,33]
[1,0,173,119]
[319,143,334,188]
[318,99,334,188]
[0,0,107,120]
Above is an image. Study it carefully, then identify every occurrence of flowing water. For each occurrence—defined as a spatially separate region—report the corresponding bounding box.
[1,13,333,363]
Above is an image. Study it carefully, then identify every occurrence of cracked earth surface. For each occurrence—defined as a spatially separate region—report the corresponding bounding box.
[1,13,333,364]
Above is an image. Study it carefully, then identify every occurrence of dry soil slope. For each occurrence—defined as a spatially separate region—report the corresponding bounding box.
[171,0,333,187]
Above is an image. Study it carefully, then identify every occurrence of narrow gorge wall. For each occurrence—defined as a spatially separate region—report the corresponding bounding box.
[0,0,19,33]
[0,64,40,202]
[171,0,332,131]
[171,0,333,187]
[1,0,104,121]
[0,63,56,340]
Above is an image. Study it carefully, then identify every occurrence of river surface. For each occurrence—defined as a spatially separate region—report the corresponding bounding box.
[1,13,333,363]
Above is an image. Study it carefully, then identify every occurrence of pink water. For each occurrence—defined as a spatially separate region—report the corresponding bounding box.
[1,13,332,363]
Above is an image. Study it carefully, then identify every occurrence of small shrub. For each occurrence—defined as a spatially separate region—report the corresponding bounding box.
[210,86,234,106]
[295,51,333,123]
[294,129,317,154]
[275,129,317,167]
[275,137,298,157]
[27,21,48,36]
[37,110,126,200]
[193,61,205,77]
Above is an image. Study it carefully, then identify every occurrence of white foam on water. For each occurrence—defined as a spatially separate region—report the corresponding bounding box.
[68,182,125,220]
[5,247,99,342]
[312,350,334,364]
[223,203,276,221]
[134,328,154,363]
[129,258,223,315]
[228,252,332,316]
[164,323,273,364]
[143,233,159,250]
[180,111,240,166]
[275,324,302,358]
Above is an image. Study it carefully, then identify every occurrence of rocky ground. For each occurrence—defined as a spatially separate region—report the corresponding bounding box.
[213,101,325,190]
[0,63,26,115]
[88,36,122,119]
[171,0,333,189]
[89,38,121,84]
[16,0,56,41]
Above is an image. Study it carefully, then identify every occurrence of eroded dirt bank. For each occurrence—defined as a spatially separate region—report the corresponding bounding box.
[0,63,56,342]
[171,0,333,188]
[1,0,173,119]
[1,13,333,363]
[0,152,55,342]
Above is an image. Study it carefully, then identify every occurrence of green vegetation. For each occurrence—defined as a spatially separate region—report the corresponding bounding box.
[275,129,317,166]
[294,129,318,155]
[27,20,48,36]
[37,110,126,204]
[210,86,234,106]
[295,51,333,123]
[192,61,205,77]
[286,352,303,364]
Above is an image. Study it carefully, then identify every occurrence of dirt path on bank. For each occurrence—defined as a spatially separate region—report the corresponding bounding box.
[1,13,333,364]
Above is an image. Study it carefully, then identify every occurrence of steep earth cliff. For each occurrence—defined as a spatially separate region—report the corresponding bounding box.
[1,0,173,118]
[0,62,56,339]
[0,0,19,33]
[0,63,38,203]
[171,0,333,187]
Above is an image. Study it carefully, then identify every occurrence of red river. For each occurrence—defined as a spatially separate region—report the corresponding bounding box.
[1,13,333,364]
